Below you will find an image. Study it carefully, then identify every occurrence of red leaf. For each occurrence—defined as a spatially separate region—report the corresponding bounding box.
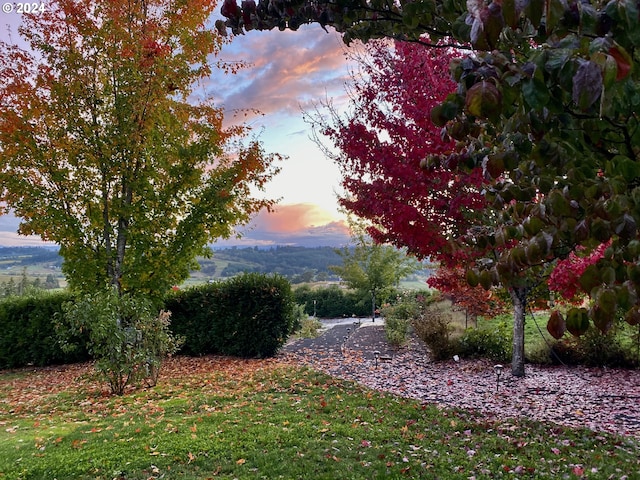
[547,310,566,339]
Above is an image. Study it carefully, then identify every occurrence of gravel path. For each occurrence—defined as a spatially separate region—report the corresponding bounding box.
[281,321,640,438]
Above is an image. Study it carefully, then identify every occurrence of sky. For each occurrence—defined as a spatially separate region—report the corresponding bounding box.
[0,6,358,248]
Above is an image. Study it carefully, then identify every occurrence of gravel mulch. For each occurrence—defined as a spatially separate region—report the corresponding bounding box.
[281,323,640,438]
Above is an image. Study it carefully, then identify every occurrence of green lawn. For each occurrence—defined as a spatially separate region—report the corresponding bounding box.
[1,357,638,479]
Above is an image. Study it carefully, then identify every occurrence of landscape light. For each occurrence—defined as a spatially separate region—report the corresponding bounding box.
[494,364,504,392]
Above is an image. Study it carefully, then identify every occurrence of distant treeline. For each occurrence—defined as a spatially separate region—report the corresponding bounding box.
[0,247,62,267]
[201,246,344,282]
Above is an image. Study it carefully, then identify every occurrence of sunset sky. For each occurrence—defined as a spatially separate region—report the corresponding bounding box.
[0,8,357,247]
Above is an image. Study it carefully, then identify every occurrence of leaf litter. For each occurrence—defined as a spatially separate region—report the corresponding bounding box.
[282,324,640,439]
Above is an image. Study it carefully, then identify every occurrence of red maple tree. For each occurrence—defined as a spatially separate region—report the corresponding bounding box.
[427,265,507,322]
[320,39,486,267]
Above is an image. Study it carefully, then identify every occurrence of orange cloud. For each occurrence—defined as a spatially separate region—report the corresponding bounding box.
[213,203,351,247]
[254,203,337,233]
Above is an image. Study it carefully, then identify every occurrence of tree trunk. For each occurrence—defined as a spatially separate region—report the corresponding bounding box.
[510,286,527,377]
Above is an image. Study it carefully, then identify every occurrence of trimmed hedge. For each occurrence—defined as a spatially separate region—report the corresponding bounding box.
[0,291,89,369]
[0,274,297,369]
[293,284,370,318]
[166,273,297,358]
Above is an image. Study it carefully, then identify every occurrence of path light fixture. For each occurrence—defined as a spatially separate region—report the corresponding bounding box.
[494,364,504,392]
[374,350,380,369]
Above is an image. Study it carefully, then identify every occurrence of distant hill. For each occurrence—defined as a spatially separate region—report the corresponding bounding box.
[0,245,346,285]
[192,246,344,283]
[0,245,431,287]
[0,246,62,268]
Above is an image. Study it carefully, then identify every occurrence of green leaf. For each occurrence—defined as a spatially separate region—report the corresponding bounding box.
[547,190,571,216]
[565,307,590,336]
[546,0,566,32]
[609,155,640,180]
[620,0,640,46]
[525,0,544,27]
[522,78,550,109]
[502,0,517,26]
[579,264,600,294]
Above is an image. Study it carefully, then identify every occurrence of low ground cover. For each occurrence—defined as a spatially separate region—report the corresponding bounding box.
[1,356,638,479]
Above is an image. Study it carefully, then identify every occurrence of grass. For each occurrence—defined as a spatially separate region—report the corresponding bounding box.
[1,357,639,479]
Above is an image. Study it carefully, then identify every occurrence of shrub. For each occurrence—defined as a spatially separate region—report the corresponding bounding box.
[413,306,458,361]
[164,283,222,356]
[294,315,323,339]
[293,284,369,318]
[168,273,297,358]
[60,290,182,395]
[458,321,512,362]
[408,294,462,361]
[0,290,87,369]
[550,326,638,368]
[382,292,420,347]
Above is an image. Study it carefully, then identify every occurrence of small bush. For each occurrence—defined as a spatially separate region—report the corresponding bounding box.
[294,315,323,339]
[550,326,638,368]
[382,292,420,347]
[413,308,458,360]
[458,321,512,362]
[60,290,182,395]
[410,294,462,361]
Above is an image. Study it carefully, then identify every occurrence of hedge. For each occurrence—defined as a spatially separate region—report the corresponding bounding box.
[0,274,297,369]
[166,273,297,358]
[0,291,89,369]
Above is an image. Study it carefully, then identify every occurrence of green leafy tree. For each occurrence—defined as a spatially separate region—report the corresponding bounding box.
[0,0,280,299]
[331,236,420,321]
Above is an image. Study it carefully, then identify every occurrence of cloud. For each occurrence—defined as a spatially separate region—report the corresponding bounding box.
[213,203,351,247]
[207,25,350,120]
[0,214,55,246]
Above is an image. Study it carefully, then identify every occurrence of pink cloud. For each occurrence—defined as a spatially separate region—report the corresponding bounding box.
[214,203,351,247]
[207,25,350,118]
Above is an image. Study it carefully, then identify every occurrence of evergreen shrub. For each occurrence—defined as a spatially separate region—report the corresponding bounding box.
[293,284,369,318]
[458,320,512,362]
[549,325,638,368]
[167,273,297,358]
[0,291,88,369]
[382,292,421,347]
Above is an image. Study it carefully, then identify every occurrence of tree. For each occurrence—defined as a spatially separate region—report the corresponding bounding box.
[319,39,540,376]
[331,236,421,321]
[427,265,507,327]
[314,40,485,265]
[221,0,640,372]
[0,0,280,299]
